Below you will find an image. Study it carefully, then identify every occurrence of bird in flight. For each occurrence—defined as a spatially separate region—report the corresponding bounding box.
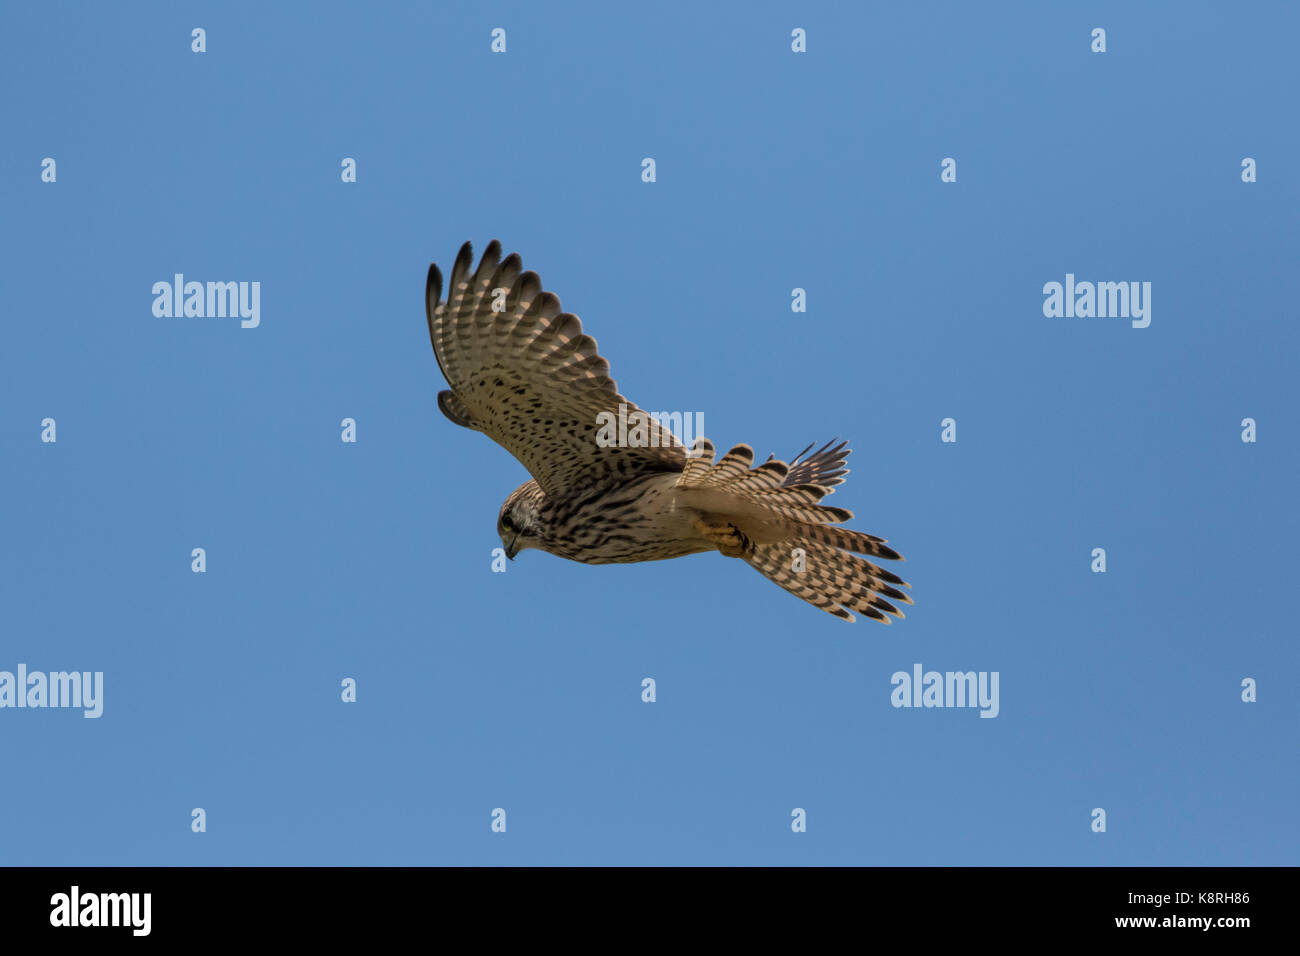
[425,240,910,623]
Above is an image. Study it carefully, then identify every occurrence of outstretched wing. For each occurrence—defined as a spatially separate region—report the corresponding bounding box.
[426,240,687,498]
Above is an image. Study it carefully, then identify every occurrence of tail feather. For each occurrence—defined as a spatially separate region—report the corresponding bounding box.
[744,541,906,624]
[786,537,913,605]
[680,438,909,623]
[745,544,858,621]
[785,522,901,562]
[744,492,853,527]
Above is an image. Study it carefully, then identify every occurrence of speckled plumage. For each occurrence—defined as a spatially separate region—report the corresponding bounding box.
[426,240,911,623]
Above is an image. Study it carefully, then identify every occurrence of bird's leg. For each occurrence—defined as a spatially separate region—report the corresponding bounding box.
[694,518,753,558]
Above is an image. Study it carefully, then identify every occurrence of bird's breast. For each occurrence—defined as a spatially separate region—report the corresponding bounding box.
[539,474,709,565]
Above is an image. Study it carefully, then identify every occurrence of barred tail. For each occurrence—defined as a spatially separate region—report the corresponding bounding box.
[681,438,911,623]
[744,537,910,623]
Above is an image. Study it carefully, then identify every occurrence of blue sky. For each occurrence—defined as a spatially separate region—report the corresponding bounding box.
[2,1,1296,865]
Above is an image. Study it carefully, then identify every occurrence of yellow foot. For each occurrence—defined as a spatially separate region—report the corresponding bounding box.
[695,519,752,558]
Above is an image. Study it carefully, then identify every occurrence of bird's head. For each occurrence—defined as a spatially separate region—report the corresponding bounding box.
[498,480,544,560]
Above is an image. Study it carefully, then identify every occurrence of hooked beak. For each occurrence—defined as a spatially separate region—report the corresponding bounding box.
[505,536,519,560]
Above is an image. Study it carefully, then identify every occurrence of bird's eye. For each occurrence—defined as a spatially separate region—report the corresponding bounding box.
[501,513,516,533]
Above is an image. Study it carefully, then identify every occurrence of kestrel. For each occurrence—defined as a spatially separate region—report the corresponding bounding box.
[425,240,911,623]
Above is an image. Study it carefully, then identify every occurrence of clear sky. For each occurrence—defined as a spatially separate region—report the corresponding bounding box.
[2,1,1296,865]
